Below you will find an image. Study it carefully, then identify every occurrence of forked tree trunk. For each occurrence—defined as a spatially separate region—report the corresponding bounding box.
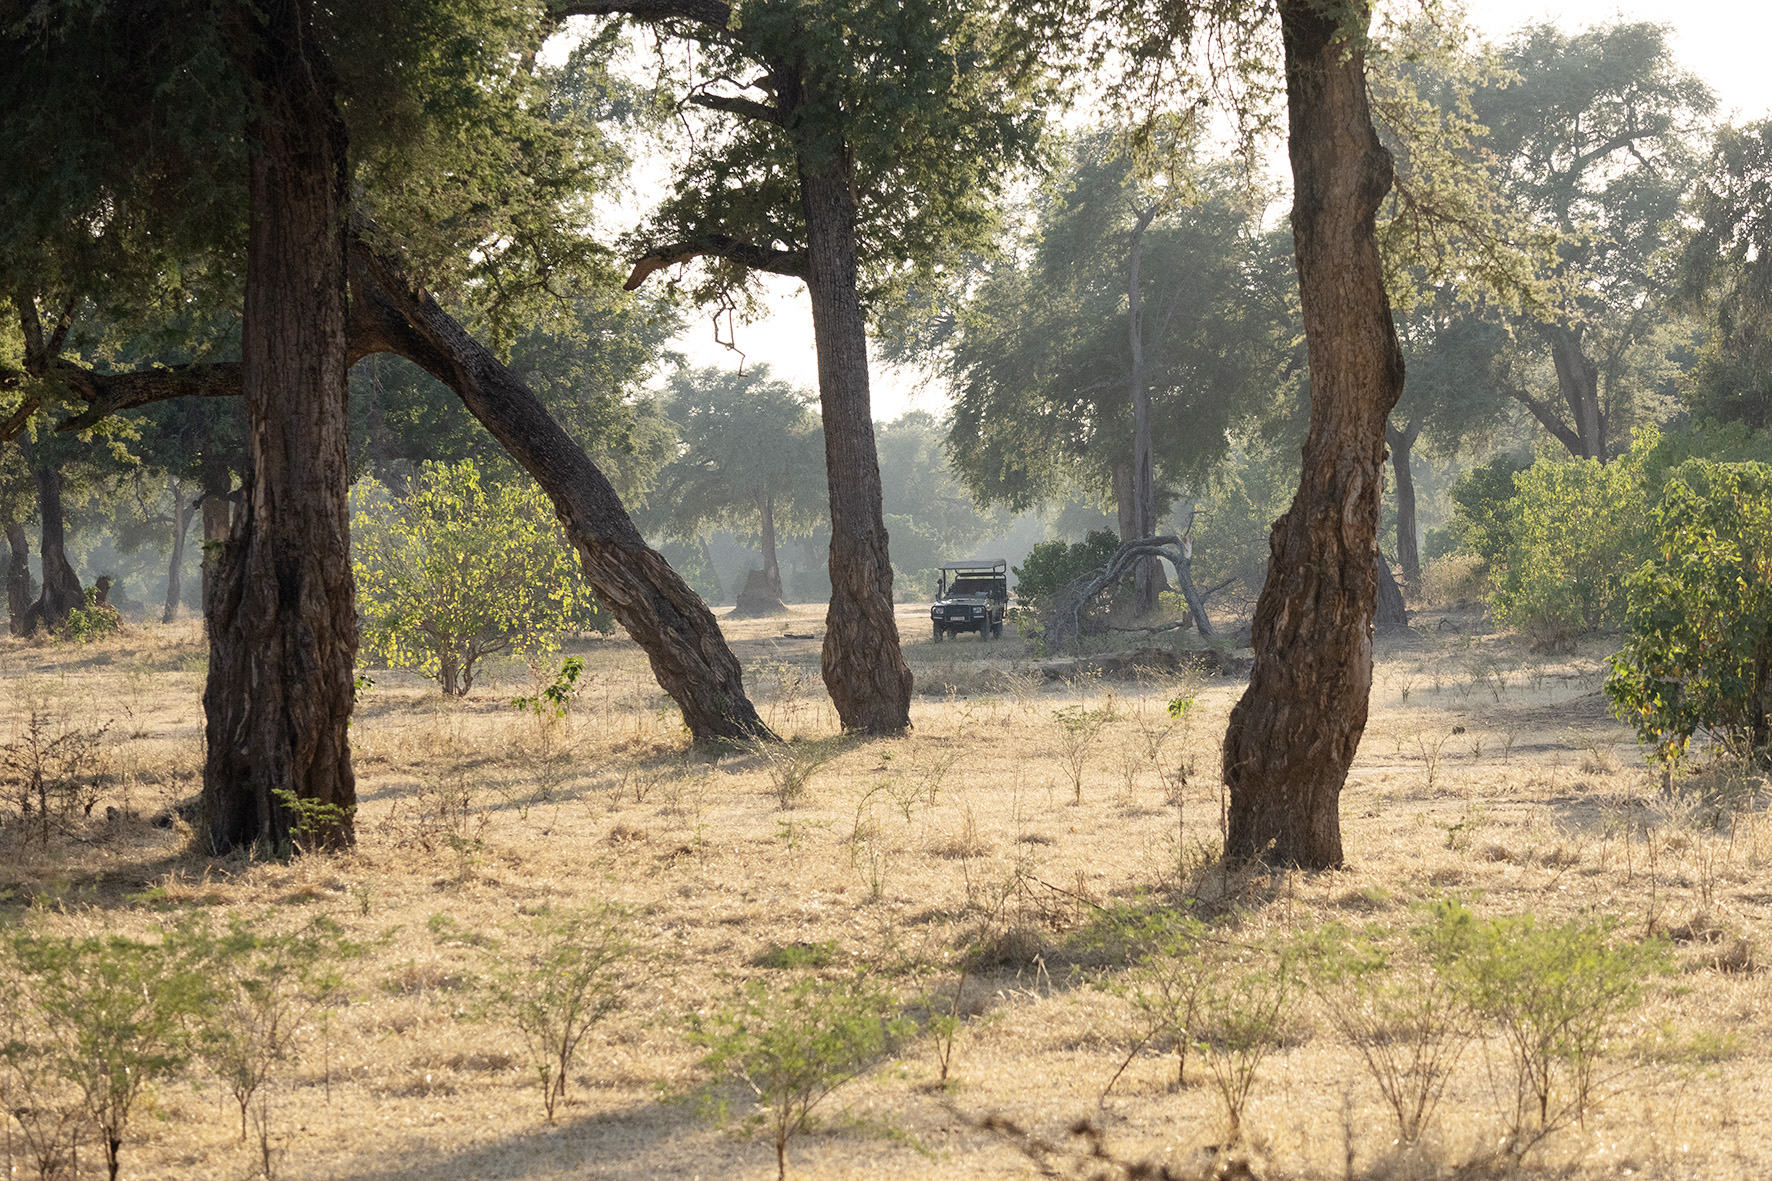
[203,0,357,855]
[23,453,83,633]
[1545,323,1606,461]
[1386,418,1422,586]
[5,518,30,634]
[798,166,912,734]
[1220,0,1406,868]
[345,241,772,743]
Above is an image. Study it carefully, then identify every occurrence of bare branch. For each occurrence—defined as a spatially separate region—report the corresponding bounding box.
[687,91,782,124]
[623,235,808,290]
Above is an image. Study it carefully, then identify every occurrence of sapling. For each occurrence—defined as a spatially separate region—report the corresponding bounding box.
[690,973,909,1181]
[1193,944,1295,1138]
[197,915,357,1176]
[480,906,630,1121]
[6,926,207,1181]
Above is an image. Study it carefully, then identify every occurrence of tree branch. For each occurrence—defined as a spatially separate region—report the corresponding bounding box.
[623,235,808,290]
[1505,385,1584,455]
[53,361,243,433]
[687,91,782,124]
[548,0,733,32]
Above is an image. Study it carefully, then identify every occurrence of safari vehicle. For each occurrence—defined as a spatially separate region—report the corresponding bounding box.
[930,558,1008,641]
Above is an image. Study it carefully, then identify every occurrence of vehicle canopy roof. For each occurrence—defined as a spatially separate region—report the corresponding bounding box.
[938,558,1007,574]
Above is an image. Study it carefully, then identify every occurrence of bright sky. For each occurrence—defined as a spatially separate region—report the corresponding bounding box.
[654,2,1772,423]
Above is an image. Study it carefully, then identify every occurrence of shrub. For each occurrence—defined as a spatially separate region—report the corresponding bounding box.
[196,915,357,1172]
[1606,460,1772,769]
[1093,905,1210,1094]
[690,973,909,1181]
[1302,922,1475,1145]
[1193,947,1294,1138]
[1010,530,1121,609]
[478,906,630,1122]
[2,926,208,1181]
[1425,900,1668,1150]
[1489,449,1651,647]
[1447,454,1530,568]
[352,460,605,696]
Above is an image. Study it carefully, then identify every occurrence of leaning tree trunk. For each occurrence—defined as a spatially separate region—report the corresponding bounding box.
[1386,419,1421,586]
[5,518,30,635]
[23,454,84,633]
[798,164,912,734]
[346,241,772,744]
[1220,0,1406,869]
[203,0,358,855]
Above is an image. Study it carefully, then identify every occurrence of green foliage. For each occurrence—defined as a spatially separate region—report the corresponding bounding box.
[1093,905,1209,1093]
[1301,921,1474,1145]
[511,657,586,720]
[752,941,841,970]
[1607,460,1772,768]
[478,906,630,1123]
[1489,447,1652,647]
[1425,900,1668,1148]
[268,788,356,857]
[689,973,909,1181]
[194,915,358,1169]
[0,924,208,1181]
[1193,947,1294,1138]
[1448,454,1530,568]
[1011,530,1121,609]
[61,584,122,643]
[352,460,602,696]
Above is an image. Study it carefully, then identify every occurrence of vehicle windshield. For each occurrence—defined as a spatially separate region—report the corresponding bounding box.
[945,578,999,597]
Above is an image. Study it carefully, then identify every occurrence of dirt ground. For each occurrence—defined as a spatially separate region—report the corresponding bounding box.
[1,603,1768,1180]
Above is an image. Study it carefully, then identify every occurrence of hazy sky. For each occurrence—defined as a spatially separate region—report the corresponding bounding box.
[659,2,1772,423]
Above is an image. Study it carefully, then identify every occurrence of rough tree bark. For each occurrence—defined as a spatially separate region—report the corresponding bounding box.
[5,518,30,635]
[1385,417,1422,586]
[346,240,772,743]
[202,0,358,854]
[19,439,83,634]
[798,165,912,734]
[1219,0,1406,868]
[199,470,232,609]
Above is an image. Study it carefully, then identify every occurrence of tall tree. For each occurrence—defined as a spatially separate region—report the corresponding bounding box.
[559,0,1051,733]
[654,366,826,611]
[903,142,1296,618]
[1678,119,1772,433]
[1217,0,1407,868]
[1477,21,1712,461]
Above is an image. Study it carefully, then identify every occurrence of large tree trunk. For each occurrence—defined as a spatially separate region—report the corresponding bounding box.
[21,447,83,634]
[345,241,772,743]
[202,0,358,855]
[1220,0,1405,869]
[5,518,30,635]
[1386,418,1421,586]
[798,165,912,735]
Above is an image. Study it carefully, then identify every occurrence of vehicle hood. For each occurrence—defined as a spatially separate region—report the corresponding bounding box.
[933,595,993,607]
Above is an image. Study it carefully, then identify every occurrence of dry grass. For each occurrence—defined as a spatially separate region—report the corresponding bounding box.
[0,608,1768,1180]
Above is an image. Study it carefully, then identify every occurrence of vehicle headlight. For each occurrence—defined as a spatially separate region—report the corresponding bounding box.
[973,606,985,616]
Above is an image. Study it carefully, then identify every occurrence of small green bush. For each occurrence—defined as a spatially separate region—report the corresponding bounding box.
[1448,454,1531,568]
[352,460,606,696]
[1489,448,1651,647]
[1606,459,1772,768]
[479,906,630,1122]
[1011,530,1121,609]
[1424,900,1668,1150]
[690,973,909,1181]
[1,925,208,1181]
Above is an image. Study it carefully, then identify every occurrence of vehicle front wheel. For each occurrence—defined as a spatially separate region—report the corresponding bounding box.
[932,624,944,642]
[991,621,1003,639]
